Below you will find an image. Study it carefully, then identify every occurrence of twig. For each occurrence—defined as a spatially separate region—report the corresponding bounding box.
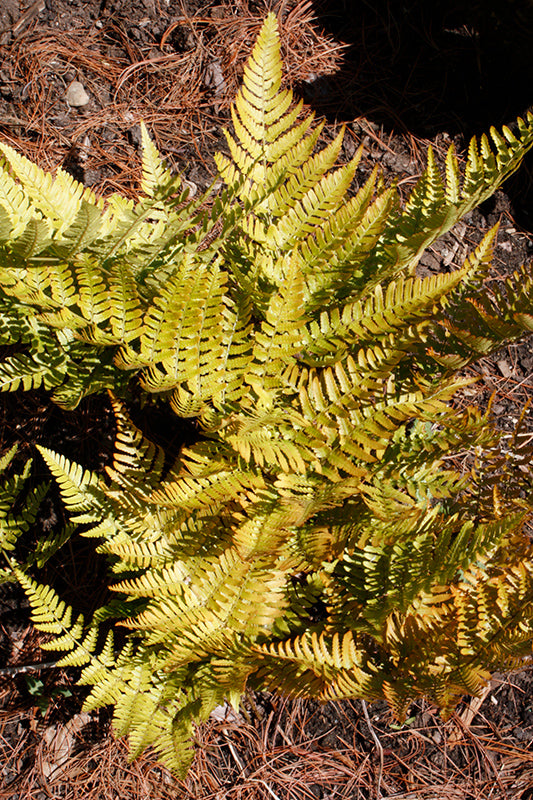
[0,659,59,677]
[361,698,384,800]
[11,0,46,39]
[254,781,282,800]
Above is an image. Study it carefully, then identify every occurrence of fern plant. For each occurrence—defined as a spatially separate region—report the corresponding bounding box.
[3,12,533,777]
[0,445,48,583]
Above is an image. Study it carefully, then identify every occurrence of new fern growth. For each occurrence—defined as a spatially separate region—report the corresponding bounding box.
[3,13,533,777]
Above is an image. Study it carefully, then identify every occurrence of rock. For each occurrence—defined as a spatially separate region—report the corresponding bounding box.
[66,81,90,107]
[496,358,513,378]
[209,702,243,724]
[204,60,225,96]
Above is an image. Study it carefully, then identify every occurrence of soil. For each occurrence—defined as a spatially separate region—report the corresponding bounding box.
[2,1,533,798]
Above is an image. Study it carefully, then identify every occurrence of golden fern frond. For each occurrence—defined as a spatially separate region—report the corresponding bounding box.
[0,443,19,474]
[306,268,468,363]
[11,217,52,258]
[0,163,35,238]
[251,254,307,378]
[222,14,313,169]
[138,255,203,367]
[403,146,446,226]
[140,122,181,198]
[108,262,144,343]
[111,560,190,599]
[0,259,54,309]
[45,259,78,309]
[98,532,176,570]
[109,665,195,777]
[253,630,374,701]
[150,466,264,512]
[128,549,286,649]
[218,410,314,474]
[15,569,79,636]
[138,257,248,405]
[380,117,533,278]
[460,119,533,209]
[105,395,165,488]
[266,157,361,251]
[299,171,394,297]
[36,445,106,515]
[52,199,104,256]
[18,569,195,779]
[0,143,101,233]
[268,128,351,217]
[75,252,114,329]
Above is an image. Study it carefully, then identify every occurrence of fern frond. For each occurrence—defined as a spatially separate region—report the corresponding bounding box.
[140,123,181,199]
[15,569,79,635]
[36,446,106,514]
[108,262,144,343]
[106,394,166,488]
[11,217,52,257]
[0,162,35,238]
[267,158,361,251]
[53,200,103,257]
[0,143,100,233]
[0,350,67,393]
[0,447,49,559]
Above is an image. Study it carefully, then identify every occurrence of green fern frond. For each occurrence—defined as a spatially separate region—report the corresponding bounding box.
[11,217,52,258]
[75,253,113,327]
[266,157,361,251]
[108,262,144,343]
[0,350,67,393]
[15,569,79,635]
[0,447,49,562]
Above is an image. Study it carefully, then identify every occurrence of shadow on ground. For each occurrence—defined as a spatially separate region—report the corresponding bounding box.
[308,0,533,225]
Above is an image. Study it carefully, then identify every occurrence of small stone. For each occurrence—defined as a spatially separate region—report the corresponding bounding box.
[496,359,513,378]
[204,60,225,96]
[182,179,197,198]
[66,81,90,107]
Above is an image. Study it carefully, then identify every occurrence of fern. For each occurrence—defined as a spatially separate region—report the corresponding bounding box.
[0,447,46,574]
[4,11,533,779]
[0,446,79,582]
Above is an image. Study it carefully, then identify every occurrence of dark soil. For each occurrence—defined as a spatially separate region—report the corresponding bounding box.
[1,1,533,798]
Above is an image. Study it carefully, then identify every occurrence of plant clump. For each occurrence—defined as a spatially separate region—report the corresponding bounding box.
[2,13,533,777]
